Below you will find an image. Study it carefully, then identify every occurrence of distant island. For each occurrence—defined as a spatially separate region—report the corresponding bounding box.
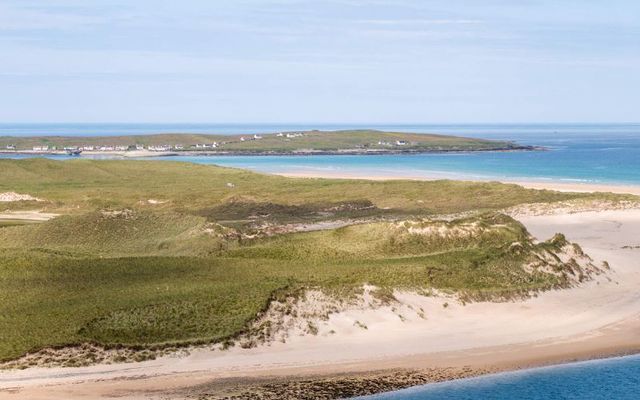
[0,129,539,156]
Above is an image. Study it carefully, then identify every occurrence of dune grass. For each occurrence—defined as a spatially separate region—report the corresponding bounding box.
[0,212,588,361]
[0,158,626,217]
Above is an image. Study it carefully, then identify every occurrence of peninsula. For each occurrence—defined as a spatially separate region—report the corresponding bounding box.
[0,129,538,156]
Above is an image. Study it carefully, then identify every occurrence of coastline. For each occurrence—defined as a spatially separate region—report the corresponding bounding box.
[276,170,640,196]
[3,208,640,399]
[3,313,640,399]
[0,145,540,158]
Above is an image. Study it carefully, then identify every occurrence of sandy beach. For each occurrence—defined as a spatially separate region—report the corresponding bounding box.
[1,204,640,399]
[278,171,640,196]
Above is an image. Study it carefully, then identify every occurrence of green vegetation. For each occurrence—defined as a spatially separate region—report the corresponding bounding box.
[213,130,528,152]
[0,213,585,361]
[0,159,630,362]
[0,129,531,153]
[0,220,38,228]
[0,158,623,216]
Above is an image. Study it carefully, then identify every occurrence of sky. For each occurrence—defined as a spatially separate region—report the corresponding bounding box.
[0,0,638,123]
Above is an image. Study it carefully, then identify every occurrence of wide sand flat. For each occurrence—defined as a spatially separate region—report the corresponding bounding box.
[2,209,640,399]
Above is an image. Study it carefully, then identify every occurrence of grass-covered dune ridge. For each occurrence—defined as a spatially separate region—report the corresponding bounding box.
[0,210,229,256]
[0,212,602,362]
[0,159,629,365]
[0,158,628,216]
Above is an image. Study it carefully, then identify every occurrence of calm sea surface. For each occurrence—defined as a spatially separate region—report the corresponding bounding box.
[2,123,640,185]
[357,355,640,400]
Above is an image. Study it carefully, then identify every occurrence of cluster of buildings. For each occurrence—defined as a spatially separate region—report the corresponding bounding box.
[377,140,408,146]
[277,132,304,138]
[240,134,264,142]
[85,145,128,151]
[148,145,181,151]
[32,146,53,151]
[7,131,314,153]
[26,144,182,152]
[194,143,219,149]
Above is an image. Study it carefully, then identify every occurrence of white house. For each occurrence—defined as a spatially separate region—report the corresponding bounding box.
[396,140,408,146]
[148,145,171,151]
[253,134,263,140]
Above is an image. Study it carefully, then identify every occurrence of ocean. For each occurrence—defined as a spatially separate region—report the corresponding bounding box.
[2,123,640,185]
[357,355,640,400]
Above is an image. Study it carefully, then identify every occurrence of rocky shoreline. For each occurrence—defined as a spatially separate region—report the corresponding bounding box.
[181,368,490,399]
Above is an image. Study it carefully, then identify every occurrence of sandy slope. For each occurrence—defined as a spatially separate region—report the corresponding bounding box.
[2,209,640,399]
[0,211,58,222]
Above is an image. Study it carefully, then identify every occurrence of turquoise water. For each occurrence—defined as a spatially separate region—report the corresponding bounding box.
[358,355,640,400]
[165,124,640,184]
[2,123,640,185]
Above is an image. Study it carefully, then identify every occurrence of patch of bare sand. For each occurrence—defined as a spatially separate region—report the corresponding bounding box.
[0,211,57,221]
[2,209,640,399]
[0,192,43,202]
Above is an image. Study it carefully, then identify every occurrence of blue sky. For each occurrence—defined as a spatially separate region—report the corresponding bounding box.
[0,0,638,123]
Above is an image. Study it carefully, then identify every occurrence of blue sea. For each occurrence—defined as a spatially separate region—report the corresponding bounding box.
[357,355,640,400]
[2,123,640,185]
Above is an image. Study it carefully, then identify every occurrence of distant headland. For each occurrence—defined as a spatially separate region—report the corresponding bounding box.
[0,129,540,157]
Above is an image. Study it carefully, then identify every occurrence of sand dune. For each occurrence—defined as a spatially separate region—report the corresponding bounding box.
[2,209,640,399]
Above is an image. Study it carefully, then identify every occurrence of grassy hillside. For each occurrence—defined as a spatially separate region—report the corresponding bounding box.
[0,129,528,153]
[0,159,621,216]
[0,159,629,363]
[0,213,591,361]
[0,210,227,256]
